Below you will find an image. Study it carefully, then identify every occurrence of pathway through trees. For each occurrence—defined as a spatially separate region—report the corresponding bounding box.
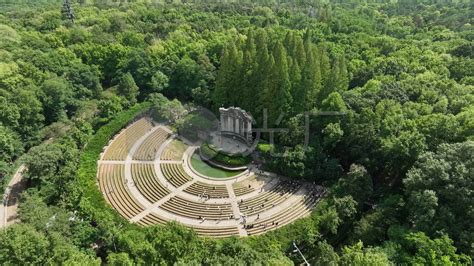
[0,164,26,228]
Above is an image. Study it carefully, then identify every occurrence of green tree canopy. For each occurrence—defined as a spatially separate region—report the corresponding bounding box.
[404,141,474,254]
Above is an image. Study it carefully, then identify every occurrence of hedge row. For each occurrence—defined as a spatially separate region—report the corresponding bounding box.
[200,142,251,167]
[77,102,152,226]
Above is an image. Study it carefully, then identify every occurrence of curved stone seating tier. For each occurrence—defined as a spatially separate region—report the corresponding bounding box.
[245,195,318,236]
[137,213,167,226]
[160,163,192,188]
[161,196,233,220]
[161,149,176,161]
[233,186,254,197]
[238,180,301,216]
[161,140,187,161]
[133,128,170,160]
[137,213,239,238]
[131,163,170,203]
[102,119,153,160]
[232,175,257,196]
[98,164,145,219]
[184,181,229,198]
[191,225,239,238]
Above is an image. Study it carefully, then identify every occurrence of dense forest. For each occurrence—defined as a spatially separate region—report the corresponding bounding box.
[0,0,473,264]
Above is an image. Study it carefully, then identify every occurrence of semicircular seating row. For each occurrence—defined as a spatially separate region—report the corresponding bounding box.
[98,118,323,238]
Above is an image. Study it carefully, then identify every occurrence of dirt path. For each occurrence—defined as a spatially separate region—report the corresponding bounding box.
[0,164,26,228]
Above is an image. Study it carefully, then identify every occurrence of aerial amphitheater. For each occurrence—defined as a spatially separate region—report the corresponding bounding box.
[97,109,326,238]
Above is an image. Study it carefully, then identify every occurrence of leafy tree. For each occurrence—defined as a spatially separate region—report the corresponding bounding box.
[48,234,100,266]
[11,88,45,142]
[107,253,134,266]
[401,233,470,265]
[333,195,358,221]
[322,122,344,150]
[456,107,474,141]
[23,140,79,203]
[340,241,390,266]
[17,192,54,231]
[385,228,471,265]
[318,204,341,235]
[375,99,426,178]
[149,71,169,94]
[40,77,74,124]
[146,222,203,263]
[66,63,102,98]
[118,72,139,106]
[320,92,347,113]
[336,164,373,206]
[150,93,186,123]
[352,195,406,246]
[0,224,50,265]
[168,55,213,102]
[309,240,339,265]
[99,95,125,119]
[0,125,23,162]
[0,96,20,129]
[274,145,315,178]
[403,141,474,254]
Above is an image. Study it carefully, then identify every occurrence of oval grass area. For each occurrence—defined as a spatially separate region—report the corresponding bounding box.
[191,153,243,178]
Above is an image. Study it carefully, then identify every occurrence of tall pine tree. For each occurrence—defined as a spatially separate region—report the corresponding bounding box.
[289,34,307,114]
[241,30,257,113]
[214,42,242,108]
[264,42,292,124]
[335,55,349,93]
[253,29,272,123]
[299,39,322,111]
[318,43,331,91]
[290,58,305,113]
[318,54,348,104]
[294,35,306,67]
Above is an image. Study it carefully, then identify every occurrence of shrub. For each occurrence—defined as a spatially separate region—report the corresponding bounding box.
[200,142,251,167]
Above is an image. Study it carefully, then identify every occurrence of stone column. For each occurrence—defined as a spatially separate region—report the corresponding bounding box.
[245,120,250,138]
[235,118,240,135]
[225,114,229,131]
[227,115,232,132]
[239,119,242,136]
[220,114,225,131]
[247,120,252,143]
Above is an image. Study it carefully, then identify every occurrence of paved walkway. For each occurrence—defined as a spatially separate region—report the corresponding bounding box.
[226,182,247,236]
[1,164,26,228]
[98,123,321,237]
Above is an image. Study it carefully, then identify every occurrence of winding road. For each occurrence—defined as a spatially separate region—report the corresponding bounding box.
[0,164,26,228]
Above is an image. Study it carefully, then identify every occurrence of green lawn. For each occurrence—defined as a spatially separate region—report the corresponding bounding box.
[190,153,243,178]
